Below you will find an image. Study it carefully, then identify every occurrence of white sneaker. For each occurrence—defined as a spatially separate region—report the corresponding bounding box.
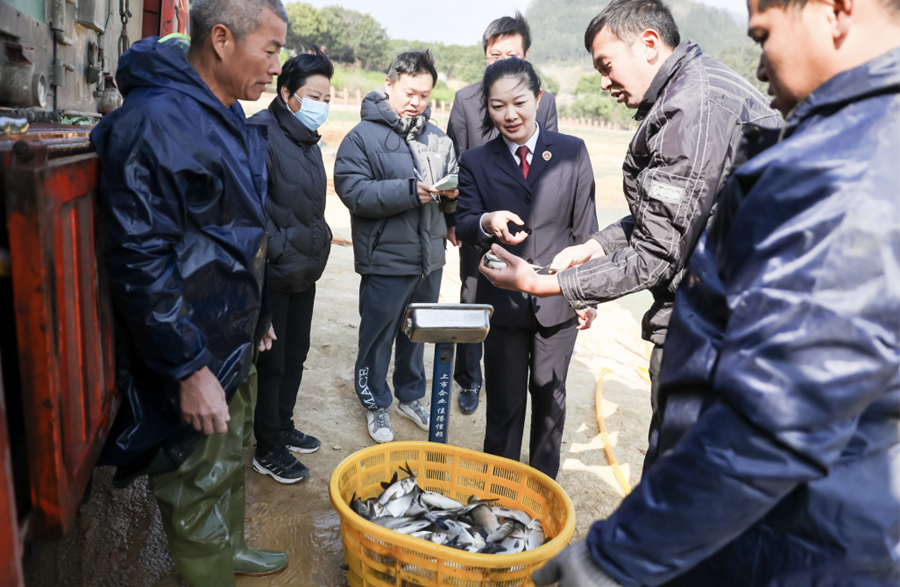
[397,400,430,431]
[366,408,393,443]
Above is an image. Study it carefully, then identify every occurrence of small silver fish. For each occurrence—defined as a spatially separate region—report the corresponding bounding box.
[350,464,547,555]
[525,519,545,550]
[500,533,526,554]
[485,519,516,543]
[421,491,465,511]
[384,491,416,518]
[470,504,500,535]
[377,476,417,505]
[402,494,429,518]
[393,520,432,535]
[372,516,416,530]
[492,507,533,527]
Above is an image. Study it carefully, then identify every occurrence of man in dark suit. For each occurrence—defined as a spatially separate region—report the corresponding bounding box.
[446,10,558,416]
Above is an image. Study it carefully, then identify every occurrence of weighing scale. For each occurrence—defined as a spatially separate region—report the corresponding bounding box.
[402,303,493,444]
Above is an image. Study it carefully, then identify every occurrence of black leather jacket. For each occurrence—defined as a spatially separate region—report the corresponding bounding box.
[558,40,782,344]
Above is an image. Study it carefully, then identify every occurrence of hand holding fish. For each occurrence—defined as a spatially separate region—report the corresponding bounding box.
[479,245,562,298]
[532,541,622,586]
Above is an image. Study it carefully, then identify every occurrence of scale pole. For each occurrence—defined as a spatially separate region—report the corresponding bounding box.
[428,343,455,443]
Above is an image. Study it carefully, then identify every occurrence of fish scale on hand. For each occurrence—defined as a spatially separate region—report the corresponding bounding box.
[348,463,550,555]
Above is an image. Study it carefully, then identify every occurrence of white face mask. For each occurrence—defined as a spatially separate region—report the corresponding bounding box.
[291,93,330,131]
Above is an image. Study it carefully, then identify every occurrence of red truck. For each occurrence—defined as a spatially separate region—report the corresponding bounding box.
[0,2,188,584]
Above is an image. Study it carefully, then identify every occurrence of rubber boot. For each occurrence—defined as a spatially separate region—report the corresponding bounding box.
[175,549,236,587]
[231,475,288,576]
[149,368,260,587]
[150,464,237,587]
[232,365,289,576]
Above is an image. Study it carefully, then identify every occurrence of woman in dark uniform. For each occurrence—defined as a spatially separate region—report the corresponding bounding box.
[455,58,598,480]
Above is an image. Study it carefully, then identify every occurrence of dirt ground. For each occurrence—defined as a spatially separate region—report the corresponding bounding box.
[23,100,653,587]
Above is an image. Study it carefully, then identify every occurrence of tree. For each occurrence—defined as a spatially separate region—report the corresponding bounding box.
[525,0,605,64]
[284,3,389,69]
[533,64,560,95]
[565,73,633,124]
[320,6,389,69]
[285,2,328,53]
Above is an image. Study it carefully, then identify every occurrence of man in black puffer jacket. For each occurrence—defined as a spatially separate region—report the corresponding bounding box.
[247,50,333,484]
[335,50,458,444]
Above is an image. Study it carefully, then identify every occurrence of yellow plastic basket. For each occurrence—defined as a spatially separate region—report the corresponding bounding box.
[329,441,576,587]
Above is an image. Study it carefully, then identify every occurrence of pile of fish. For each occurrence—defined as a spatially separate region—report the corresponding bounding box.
[350,464,547,555]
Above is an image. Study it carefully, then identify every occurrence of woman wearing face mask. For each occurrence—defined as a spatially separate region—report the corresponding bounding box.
[247,48,333,484]
[455,58,599,480]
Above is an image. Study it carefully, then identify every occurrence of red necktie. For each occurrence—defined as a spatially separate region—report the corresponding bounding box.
[516,145,530,179]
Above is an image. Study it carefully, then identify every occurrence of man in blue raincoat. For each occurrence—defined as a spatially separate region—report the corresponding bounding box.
[526,0,900,584]
[90,0,289,584]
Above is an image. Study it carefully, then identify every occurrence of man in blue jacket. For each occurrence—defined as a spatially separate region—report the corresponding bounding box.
[526,0,900,583]
[90,0,288,584]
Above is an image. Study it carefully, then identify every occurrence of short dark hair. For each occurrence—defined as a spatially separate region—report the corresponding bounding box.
[482,11,532,54]
[758,0,899,15]
[387,50,438,86]
[583,0,680,52]
[191,0,288,47]
[276,45,334,96]
[480,57,542,137]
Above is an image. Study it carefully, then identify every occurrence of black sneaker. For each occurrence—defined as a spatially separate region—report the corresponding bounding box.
[282,429,321,454]
[252,445,309,484]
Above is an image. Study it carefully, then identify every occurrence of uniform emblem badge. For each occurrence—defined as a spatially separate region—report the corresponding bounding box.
[542,151,552,161]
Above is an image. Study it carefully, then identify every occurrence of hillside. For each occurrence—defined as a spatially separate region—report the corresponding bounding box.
[526,0,756,66]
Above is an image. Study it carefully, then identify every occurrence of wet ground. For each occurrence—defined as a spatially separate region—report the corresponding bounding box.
[22,104,653,586]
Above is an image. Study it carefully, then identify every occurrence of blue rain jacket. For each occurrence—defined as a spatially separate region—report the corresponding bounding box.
[90,36,269,472]
[587,48,900,586]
